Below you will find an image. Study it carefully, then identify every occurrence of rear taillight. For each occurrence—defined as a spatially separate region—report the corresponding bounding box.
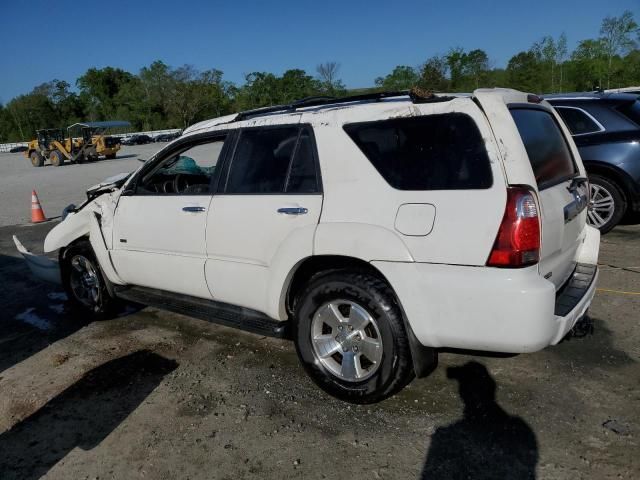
[487,187,541,268]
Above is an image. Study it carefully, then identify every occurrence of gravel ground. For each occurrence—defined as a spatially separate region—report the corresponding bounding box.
[0,144,162,227]
[0,222,638,479]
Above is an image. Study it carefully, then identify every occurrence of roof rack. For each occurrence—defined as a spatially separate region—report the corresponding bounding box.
[233,89,453,122]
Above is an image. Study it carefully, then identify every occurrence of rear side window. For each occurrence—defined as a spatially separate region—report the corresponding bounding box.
[555,107,603,135]
[510,108,577,188]
[225,126,320,194]
[343,113,492,190]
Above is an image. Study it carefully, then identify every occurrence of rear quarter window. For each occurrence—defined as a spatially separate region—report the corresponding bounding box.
[555,107,603,135]
[510,108,577,189]
[343,113,493,190]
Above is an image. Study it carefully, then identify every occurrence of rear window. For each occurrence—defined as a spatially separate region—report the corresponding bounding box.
[510,108,577,188]
[616,100,640,127]
[343,113,492,190]
[555,107,603,135]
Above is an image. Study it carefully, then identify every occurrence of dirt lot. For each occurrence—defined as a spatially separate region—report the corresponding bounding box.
[0,144,163,227]
[0,219,638,479]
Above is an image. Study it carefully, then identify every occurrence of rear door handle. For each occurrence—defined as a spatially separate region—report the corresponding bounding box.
[277,207,308,215]
[182,206,205,213]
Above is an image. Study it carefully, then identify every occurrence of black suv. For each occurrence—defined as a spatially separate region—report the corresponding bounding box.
[545,92,640,233]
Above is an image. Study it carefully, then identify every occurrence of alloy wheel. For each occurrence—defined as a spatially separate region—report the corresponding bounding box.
[310,300,383,382]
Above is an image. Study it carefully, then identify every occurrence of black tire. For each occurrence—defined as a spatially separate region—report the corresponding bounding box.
[61,240,118,318]
[49,150,64,167]
[588,174,626,234]
[294,270,415,404]
[106,153,116,160]
[30,151,44,167]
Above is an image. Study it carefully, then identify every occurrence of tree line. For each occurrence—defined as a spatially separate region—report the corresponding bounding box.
[1,11,638,143]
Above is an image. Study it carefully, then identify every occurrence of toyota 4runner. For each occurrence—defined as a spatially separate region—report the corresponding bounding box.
[15,88,600,403]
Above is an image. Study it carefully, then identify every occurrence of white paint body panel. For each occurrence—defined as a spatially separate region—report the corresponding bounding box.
[205,195,322,318]
[111,195,212,298]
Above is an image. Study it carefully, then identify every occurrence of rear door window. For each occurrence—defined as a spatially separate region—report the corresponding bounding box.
[343,113,492,190]
[510,108,577,189]
[225,126,320,194]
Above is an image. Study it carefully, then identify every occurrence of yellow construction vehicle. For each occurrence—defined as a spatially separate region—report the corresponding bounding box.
[25,121,130,167]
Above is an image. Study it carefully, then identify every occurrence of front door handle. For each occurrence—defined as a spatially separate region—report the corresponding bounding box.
[182,206,205,213]
[277,207,308,215]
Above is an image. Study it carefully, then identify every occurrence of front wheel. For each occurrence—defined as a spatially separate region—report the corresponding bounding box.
[294,271,415,403]
[61,240,117,318]
[588,175,626,234]
[30,151,44,167]
[49,150,64,167]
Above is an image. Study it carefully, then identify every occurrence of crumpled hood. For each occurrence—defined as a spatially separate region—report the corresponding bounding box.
[86,172,131,195]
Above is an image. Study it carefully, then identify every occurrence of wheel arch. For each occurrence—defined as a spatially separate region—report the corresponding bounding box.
[585,161,633,204]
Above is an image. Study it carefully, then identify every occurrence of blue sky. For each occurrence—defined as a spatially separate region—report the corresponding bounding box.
[1,0,637,102]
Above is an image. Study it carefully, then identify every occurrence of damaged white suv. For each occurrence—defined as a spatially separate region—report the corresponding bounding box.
[15,89,600,403]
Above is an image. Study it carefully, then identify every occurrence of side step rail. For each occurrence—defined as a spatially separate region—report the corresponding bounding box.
[114,285,290,339]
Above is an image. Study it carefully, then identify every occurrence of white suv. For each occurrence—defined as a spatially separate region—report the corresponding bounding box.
[15,89,600,403]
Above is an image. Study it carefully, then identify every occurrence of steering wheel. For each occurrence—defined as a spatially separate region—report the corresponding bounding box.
[173,174,189,193]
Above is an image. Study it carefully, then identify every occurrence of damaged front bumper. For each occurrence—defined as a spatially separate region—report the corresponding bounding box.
[13,235,61,284]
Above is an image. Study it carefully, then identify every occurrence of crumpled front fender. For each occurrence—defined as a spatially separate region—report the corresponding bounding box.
[13,235,61,284]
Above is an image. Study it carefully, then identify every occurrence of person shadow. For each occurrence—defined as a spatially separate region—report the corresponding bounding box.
[0,350,178,480]
[421,361,538,480]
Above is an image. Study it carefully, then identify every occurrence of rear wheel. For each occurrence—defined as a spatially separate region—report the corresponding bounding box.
[588,174,626,234]
[61,240,118,318]
[49,150,64,167]
[106,153,116,160]
[294,271,414,403]
[30,151,44,167]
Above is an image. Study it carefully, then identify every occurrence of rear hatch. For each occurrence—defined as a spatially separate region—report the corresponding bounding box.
[475,90,589,289]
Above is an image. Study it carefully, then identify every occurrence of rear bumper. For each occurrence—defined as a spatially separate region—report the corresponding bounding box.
[373,260,599,354]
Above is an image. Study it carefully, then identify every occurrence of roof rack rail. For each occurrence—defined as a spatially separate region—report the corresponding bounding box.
[233,89,452,122]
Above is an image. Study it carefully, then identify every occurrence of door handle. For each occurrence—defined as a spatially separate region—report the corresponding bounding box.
[277,207,308,215]
[182,206,205,213]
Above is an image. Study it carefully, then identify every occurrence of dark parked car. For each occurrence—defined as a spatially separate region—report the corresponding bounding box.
[9,145,28,153]
[546,92,640,233]
[154,132,181,143]
[122,134,153,145]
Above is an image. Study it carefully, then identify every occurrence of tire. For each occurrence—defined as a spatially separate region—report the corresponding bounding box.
[588,174,626,234]
[61,240,118,318]
[106,153,116,160]
[49,150,64,167]
[294,270,415,404]
[30,151,44,167]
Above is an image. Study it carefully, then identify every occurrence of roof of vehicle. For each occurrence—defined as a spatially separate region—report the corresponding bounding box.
[544,92,639,103]
[182,90,469,135]
[67,120,131,129]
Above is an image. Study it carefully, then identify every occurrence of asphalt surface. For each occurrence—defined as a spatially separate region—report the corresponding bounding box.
[0,219,638,479]
[0,144,163,227]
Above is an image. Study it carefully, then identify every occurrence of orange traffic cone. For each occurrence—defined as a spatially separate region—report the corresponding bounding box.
[31,190,46,223]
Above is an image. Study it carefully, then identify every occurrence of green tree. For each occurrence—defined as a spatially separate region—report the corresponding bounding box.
[570,39,607,89]
[465,49,490,89]
[418,56,449,91]
[506,51,543,92]
[600,10,638,88]
[374,65,419,90]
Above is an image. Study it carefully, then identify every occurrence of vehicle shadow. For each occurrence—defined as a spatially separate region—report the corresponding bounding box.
[0,252,141,374]
[421,361,538,479]
[0,350,178,480]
